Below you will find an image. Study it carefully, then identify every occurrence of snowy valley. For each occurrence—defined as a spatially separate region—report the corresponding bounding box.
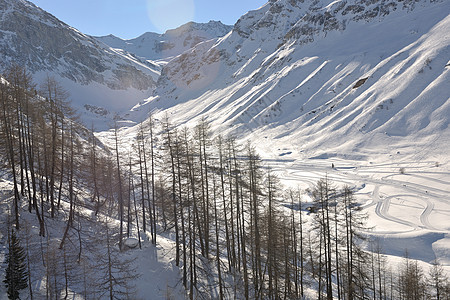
[1,0,450,299]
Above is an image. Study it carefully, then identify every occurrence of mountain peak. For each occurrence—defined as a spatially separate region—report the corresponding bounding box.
[164,20,231,37]
[96,20,233,62]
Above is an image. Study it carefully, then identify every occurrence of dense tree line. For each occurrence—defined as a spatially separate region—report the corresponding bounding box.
[1,65,449,299]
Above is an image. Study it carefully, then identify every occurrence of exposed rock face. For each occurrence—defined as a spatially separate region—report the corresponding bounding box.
[232,0,432,50]
[84,104,108,116]
[0,0,157,91]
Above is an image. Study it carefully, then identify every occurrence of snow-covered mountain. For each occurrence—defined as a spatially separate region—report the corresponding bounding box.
[143,0,450,161]
[96,21,233,62]
[0,0,161,129]
[1,0,449,298]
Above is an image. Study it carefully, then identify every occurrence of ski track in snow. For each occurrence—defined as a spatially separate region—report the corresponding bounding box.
[375,194,420,230]
[263,155,450,263]
[420,198,436,230]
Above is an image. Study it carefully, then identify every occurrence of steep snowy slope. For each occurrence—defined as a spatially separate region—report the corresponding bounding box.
[0,0,160,129]
[144,0,450,161]
[96,21,233,62]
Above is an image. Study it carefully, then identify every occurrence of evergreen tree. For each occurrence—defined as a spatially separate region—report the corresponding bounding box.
[428,260,449,300]
[3,229,28,300]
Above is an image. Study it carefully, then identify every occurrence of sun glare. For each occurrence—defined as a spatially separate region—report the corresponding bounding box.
[146,0,195,33]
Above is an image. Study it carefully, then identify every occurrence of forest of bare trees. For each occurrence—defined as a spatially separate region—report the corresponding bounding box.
[1,65,449,299]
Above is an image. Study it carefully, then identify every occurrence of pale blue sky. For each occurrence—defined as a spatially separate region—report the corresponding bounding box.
[28,0,267,39]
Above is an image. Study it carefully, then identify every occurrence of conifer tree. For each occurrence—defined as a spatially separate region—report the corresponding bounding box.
[428,260,449,300]
[4,229,28,300]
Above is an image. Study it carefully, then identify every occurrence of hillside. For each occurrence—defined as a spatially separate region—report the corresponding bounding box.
[144,0,450,162]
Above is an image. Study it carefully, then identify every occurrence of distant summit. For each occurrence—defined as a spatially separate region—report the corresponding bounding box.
[96,21,233,61]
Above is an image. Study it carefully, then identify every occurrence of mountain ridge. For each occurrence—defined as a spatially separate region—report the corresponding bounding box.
[95,20,233,62]
[0,0,157,89]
